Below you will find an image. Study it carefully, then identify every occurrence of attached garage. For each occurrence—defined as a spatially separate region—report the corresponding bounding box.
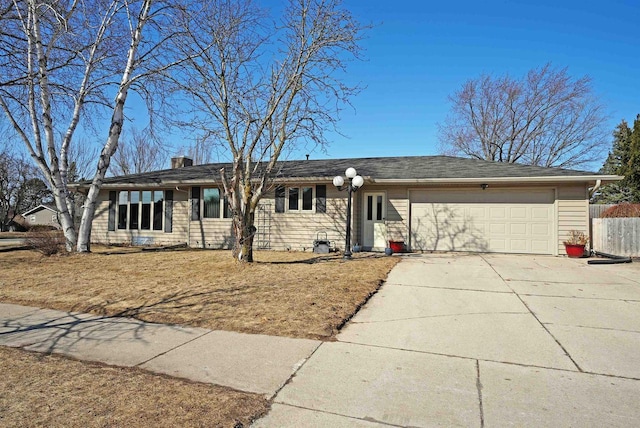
[409,188,556,255]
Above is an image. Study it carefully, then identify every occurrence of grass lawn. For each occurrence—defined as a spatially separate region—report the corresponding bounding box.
[0,248,398,339]
[0,347,269,427]
[0,248,398,426]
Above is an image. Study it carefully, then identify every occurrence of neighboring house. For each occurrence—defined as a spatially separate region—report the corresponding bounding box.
[22,204,60,229]
[74,156,621,256]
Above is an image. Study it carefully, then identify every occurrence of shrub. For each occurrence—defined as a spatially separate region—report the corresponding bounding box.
[25,230,66,256]
[564,230,589,246]
[26,224,60,232]
[600,203,640,218]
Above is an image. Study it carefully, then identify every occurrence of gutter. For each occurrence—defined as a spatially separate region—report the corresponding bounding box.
[371,175,623,185]
[70,174,624,190]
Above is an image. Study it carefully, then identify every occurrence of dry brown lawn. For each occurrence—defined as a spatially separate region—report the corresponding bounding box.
[0,248,398,339]
[0,248,398,426]
[0,347,269,427]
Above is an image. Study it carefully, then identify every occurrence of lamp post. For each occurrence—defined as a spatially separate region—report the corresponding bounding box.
[333,167,364,259]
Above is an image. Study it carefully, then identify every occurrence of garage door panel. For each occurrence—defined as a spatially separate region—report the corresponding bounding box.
[410,189,555,255]
[510,223,527,235]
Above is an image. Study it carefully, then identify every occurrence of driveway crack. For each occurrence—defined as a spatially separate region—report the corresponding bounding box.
[480,255,583,372]
[476,360,485,428]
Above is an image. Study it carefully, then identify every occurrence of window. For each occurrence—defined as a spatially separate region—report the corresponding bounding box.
[141,191,152,230]
[118,191,128,229]
[194,188,230,219]
[129,191,140,229]
[275,185,325,213]
[114,190,169,232]
[203,188,221,218]
[288,187,299,210]
[153,191,163,230]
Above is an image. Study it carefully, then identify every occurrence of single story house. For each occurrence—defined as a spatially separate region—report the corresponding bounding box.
[78,155,620,256]
[22,204,60,229]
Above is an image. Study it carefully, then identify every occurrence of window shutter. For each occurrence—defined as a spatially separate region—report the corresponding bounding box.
[316,185,326,213]
[191,186,200,220]
[275,186,285,213]
[164,190,173,233]
[108,191,116,231]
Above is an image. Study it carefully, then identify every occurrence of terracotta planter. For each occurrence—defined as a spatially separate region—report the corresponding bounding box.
[565,243,586,258]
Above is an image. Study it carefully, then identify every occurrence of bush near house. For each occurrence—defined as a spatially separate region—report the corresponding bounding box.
[601,203,640,218]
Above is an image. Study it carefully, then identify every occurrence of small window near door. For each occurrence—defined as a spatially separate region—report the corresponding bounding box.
[289,187,299,210]
[367,195,373,221]
[377,195,383,220]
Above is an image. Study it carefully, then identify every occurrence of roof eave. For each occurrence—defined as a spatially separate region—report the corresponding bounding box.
[371,175,623,185]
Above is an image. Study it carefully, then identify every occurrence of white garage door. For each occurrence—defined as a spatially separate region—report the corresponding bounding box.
[410,189,555,255]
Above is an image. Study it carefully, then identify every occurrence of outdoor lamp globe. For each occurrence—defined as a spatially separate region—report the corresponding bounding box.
[352,175,364,188]
[345,167,357,179]
[333,176,345,188]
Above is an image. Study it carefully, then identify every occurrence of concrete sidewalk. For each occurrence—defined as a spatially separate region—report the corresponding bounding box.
[256,254,640,427]
[0,303,320,397]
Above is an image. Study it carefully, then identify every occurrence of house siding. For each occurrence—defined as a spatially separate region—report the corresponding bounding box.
[557,184,590,255]
[91,189,189,246]
[267,185,347,251]
[89,181,591,257]
[25,208,60,229]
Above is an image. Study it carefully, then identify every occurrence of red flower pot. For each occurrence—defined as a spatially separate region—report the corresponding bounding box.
[388,240,404,253]
[565,244,586,258]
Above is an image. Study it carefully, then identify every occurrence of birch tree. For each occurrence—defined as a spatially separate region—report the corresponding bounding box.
[0,0,179,251]
[171,0,366,262]
[438,64,608,169]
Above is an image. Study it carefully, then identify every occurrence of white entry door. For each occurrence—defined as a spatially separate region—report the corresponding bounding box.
[363,192,386,249]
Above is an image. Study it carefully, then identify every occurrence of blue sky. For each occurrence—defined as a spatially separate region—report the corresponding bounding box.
[298,0,639,167]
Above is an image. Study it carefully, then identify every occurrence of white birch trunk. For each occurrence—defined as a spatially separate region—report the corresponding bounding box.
[76,0,153,252]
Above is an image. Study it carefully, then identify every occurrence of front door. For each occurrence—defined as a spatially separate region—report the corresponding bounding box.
[363,192,386,249]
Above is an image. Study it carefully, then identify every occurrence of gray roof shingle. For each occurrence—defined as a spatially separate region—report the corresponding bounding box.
[88,155,604,187]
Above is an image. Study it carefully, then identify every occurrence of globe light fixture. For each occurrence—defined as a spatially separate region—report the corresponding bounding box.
[333,167,365,259]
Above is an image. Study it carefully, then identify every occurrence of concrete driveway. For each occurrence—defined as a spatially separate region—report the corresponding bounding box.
[255,254,640,427]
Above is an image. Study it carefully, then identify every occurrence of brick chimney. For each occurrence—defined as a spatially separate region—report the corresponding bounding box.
[171,156,193,169]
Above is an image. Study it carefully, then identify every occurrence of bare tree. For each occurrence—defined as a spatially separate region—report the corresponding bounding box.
[170,0,366,262]
[438,64,608,169]
[0,148,51,231]
[0,0,181,251]
[111,127,167,176]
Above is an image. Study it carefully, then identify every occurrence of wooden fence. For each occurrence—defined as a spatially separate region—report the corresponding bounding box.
[591,217,640,257]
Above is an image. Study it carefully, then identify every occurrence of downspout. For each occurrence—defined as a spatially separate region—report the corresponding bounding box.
[175,186,190,247]
[588,179,602,199]
[587,179,602,253]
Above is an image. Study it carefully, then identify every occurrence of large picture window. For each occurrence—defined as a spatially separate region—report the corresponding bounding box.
[114,190,169,232]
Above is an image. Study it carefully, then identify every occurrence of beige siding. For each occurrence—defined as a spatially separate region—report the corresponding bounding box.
[91,189,189,246]
[385,187,409,242]
[268,186,348,251]
[25,208,60,229]
[189,219,234,248]
[557,184,589,255]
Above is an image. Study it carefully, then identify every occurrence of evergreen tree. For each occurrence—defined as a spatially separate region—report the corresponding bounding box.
[594,116,640,203]
[623,115,640,202]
